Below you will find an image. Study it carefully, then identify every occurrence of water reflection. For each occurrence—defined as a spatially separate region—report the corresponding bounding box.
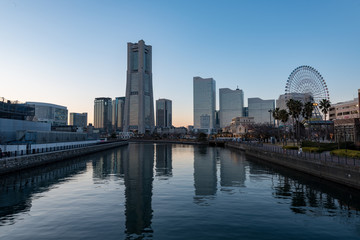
[92,148,127,179]
[273,174,360,216]
[124,144,154,239]
[247,157,360,217]
[0,144,360,239]
[193,146,217,205]
[0,159,87,226]
[219,150,247,193]
[155,144,172,179]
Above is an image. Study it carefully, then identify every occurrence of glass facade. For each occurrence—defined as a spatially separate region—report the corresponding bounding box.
[70,112,87,128]
[193,77,216,132]
[219,88,244,128]
[26,102,68,126]
[94,97,112,131]
[156,99,172,128]
[112,97,125,130]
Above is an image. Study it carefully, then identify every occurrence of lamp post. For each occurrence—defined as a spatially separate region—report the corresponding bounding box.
[268,109,273,126]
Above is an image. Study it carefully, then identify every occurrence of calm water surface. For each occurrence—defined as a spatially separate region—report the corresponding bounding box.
[0,143,360,239]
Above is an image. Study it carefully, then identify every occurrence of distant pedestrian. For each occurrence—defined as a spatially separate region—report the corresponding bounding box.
[298,147,302,155]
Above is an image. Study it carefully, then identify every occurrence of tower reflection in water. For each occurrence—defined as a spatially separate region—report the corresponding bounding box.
[193,146,217,205]
[220,150,247,192]
[124,143,154,239]
[155,144,172,179]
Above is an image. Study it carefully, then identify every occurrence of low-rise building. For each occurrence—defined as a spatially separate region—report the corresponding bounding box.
[228,116,255,137]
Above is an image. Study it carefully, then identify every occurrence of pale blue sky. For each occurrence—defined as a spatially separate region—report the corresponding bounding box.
[1,0,359,126]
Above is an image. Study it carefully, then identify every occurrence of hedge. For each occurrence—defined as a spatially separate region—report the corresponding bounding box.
[302,147,322,153]
[282,146,299,150]
[330,149,360,159]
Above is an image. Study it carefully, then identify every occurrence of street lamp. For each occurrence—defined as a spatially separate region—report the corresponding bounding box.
[268,109,273,126]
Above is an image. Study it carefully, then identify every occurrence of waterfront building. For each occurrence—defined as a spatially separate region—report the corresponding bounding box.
[94,97,112,132]
[123,40,155,134]
[248,98,275,124]
[69,112,88,128]
[219,88,244,128]
[156,98,172,128]
[228,116,255,137]
[330,89,360,145]
[112,97,125,131]
[0,97,35,121]
[26,101,68,126]
[329,97,359,121]
[276,93,313,111]
[193,77,216,134]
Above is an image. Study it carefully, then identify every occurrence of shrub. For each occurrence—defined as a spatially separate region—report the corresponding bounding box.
[282,146,299,150]
[301,141,356,151]
[331,149,360,159]
[302,147,321,153]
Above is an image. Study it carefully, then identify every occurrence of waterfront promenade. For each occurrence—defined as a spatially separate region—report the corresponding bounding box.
[226,141,360,190]
[0,140,128,175]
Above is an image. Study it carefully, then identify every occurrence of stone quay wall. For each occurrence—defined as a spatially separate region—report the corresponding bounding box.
[226,142,360,190]
[0,141,128,175]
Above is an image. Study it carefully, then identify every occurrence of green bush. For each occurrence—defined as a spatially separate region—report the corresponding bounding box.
[331,149,360,159]
[302,147,321,153]
[282,146,299,150]
[301,141,356,151]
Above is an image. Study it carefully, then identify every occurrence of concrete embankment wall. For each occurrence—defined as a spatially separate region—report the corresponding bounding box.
[226,142,360,190]
[0,141,128,175]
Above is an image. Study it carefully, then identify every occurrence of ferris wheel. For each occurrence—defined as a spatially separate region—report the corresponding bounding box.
[285,65,330,104]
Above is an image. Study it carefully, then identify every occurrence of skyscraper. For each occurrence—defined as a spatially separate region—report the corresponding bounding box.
[193,77,216,133]
[156,98,172,128]
[94,97,112,131]
[219,88,244,128]
[124,40,154,134]
[248,97,275,124]
[69,112,88,128]
[112,97,125,131]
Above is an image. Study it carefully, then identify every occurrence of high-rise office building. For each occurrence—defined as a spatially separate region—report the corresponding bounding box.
[94,97,112,131]
[219,88,244,128]
[112,97,125,131]
[69,112,87,128]
[156,98,172,128]
[193,77,216,133]
[124,40,154,134]
[248,97,275,124]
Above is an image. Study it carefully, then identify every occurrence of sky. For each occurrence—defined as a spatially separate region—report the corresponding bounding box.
[1,0,359,127]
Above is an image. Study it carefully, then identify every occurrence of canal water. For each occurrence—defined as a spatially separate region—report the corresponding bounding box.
[0,143,360,240]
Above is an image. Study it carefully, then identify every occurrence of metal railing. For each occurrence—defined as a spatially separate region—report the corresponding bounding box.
[0,140,100,159]
[230,141,360,167]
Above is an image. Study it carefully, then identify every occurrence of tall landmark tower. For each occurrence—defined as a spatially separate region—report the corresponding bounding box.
[124,40,155,134]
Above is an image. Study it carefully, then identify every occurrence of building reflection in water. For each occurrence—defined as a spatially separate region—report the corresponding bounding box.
[92,148,127,180]
[155,144,172,179]
[273,174,360,215]
[0,159,87,226]
[219,150,247,193]
[193,146,217,205]
[124,143,154,239]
